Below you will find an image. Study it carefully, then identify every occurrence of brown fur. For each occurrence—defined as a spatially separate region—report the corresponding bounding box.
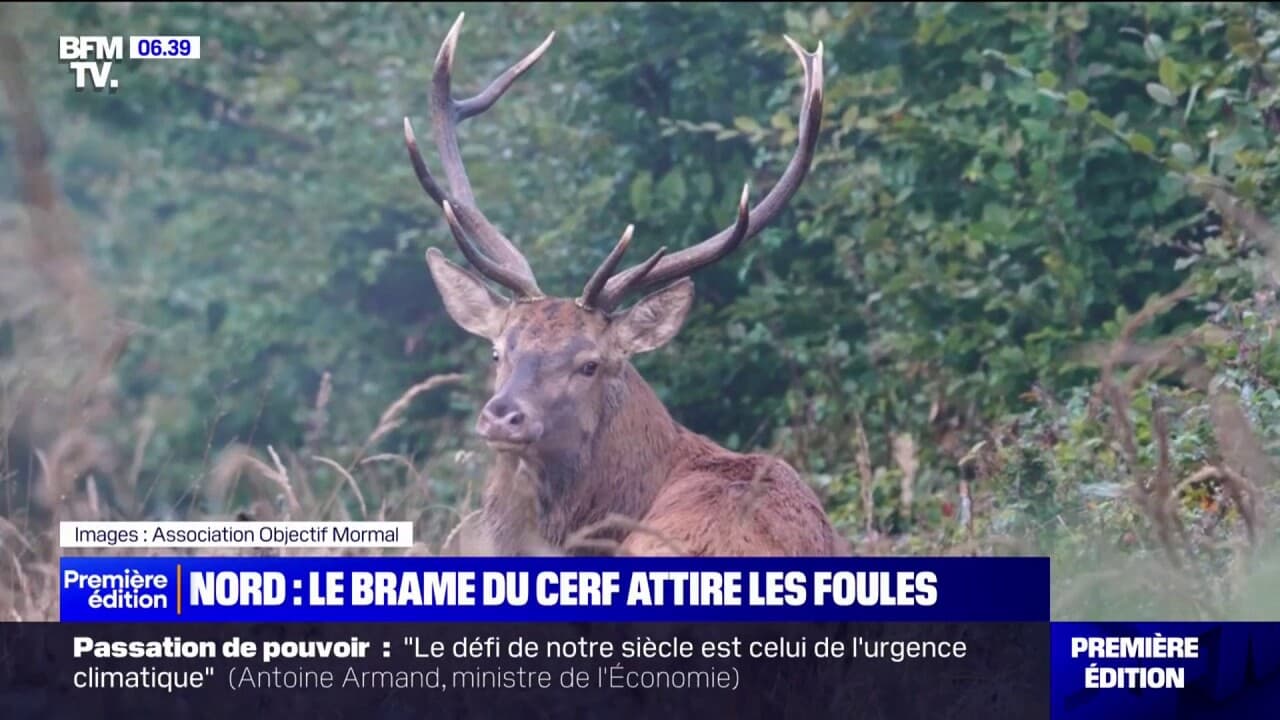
[467,298,849,557]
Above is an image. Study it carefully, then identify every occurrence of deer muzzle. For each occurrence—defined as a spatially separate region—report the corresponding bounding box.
[476,395,543,448]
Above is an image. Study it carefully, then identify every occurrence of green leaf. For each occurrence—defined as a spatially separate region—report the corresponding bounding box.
[1064,7,1089,31]
[1146,82,1177,106]
[840,105,860,131]
[784,9,808,32]
[1035,70,1059,89]
[856,116,880,132]
[811,6,833,33]
[1089,110,1116,131]
[656,170,687,208]
[1143,33,1165,61]
[1066,90,1089,112]
[1158,57,1182,94]
[691,171,713,199]
[1170,142,1196,165]
[1128,132,1155,155]
[629,171,653,215]
[733,116,764,134]
[1226,22,1261,63]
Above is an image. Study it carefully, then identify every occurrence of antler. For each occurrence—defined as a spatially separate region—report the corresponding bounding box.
[404,12,551,300]
[587,36,825,313]
[577,223,670,311]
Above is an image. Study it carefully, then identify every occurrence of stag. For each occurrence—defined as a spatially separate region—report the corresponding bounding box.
[404,14,846,556]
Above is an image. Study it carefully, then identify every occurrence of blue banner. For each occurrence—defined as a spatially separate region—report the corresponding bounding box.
[48,555,1280,717]
[58,555,1049,622]
[1051,622,1280,719]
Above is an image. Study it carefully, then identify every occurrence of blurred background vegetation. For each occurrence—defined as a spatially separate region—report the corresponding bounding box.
[1,2,1278,620]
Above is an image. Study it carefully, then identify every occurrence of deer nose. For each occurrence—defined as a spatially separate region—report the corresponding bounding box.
[484,400,524,427]
[477,397,541,445]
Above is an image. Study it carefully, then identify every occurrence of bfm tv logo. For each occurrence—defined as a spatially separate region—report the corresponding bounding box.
[59,36,120,92]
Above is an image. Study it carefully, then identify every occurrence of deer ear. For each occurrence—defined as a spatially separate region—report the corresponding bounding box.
[610,278,695,355]
[425,248,508,339]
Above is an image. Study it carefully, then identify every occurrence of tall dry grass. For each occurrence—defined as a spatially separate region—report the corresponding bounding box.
[0,360,501,620]
[1046,280,1277,619]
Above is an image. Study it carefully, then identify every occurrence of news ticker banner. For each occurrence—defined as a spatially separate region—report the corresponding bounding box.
[25,555,1280,719]
[7,621,1276,720]
[1,621,1049,719]
[58,555,1044,622]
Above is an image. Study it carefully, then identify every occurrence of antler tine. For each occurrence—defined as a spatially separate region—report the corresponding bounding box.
[578,225,634,311]
[599,246,668,311]
[442,201,542,298]
[455,30,556,122]
[433,12,554,211]
[404,116,446,206]
[404,12,550,297]
[597,182,751,312]
[599,37,824,305]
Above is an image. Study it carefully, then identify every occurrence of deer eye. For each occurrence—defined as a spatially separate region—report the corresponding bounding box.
[579,361,599,377]
[491,348,500,362]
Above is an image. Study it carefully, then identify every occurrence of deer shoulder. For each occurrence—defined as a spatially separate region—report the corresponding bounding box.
[620,434,849,556]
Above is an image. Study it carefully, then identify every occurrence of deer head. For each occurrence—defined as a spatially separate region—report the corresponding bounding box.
[405,13,823,460]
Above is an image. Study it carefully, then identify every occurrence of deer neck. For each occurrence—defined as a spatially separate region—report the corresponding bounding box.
[482,362,683,553]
